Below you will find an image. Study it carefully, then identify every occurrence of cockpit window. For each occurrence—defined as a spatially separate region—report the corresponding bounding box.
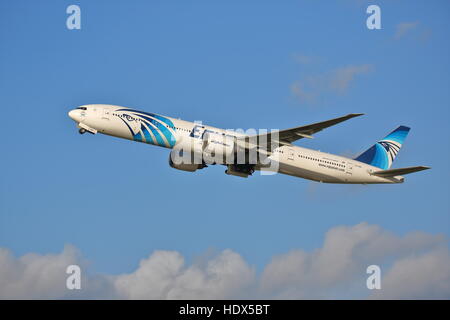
[76,107,87,110]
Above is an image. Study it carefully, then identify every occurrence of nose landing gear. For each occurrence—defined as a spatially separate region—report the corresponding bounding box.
[77,124,97,135]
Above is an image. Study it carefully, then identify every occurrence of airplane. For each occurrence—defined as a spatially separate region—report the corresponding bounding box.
[68,104,430,184]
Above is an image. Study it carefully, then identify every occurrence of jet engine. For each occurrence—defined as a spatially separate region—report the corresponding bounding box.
[168,149,206,172]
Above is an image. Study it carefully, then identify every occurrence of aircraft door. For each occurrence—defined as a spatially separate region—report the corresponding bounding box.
[346,161,353,175]
[287,148,295,161]
[102,108,110,120]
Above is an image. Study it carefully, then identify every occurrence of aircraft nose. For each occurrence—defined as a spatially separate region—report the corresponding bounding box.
[68,109,81,122]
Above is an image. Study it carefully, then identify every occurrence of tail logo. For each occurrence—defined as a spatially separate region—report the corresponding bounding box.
[378,140,401,162]
[354,125,410,170]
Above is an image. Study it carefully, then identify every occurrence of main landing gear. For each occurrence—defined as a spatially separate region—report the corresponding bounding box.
[79,128,86,134]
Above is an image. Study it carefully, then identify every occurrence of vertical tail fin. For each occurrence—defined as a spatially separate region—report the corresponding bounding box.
[354,125,410,169]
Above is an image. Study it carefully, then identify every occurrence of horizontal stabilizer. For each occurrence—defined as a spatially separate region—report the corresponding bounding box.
[372,166,430,177]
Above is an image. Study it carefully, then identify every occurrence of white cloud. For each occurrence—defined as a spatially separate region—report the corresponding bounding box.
[330,64,373,93]
[394,22,419,39]
[259,223,447,299]
[291,64,373,103]
[0,223,448,299]
[290,81,315,103]
[0,245,80,299]
[370,248,450,299]
[114,249,255,299]
[292,54,317,65]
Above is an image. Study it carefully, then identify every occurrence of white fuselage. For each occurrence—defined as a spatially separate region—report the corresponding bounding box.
[68,104,403,184]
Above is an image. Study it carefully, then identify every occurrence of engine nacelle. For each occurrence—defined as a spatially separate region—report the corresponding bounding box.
[170,130,236,166]
[168,149,205,172]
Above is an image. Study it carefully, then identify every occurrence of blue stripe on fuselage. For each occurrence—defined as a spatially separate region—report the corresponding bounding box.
[141,120,166,146]
[138,115,175,147]
[119,117,142,142]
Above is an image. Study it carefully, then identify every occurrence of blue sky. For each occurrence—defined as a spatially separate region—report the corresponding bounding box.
[0,1,449,298]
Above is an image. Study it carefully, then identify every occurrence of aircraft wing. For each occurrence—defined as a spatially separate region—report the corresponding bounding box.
[274,113,364,144]
[237,113,364,152]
